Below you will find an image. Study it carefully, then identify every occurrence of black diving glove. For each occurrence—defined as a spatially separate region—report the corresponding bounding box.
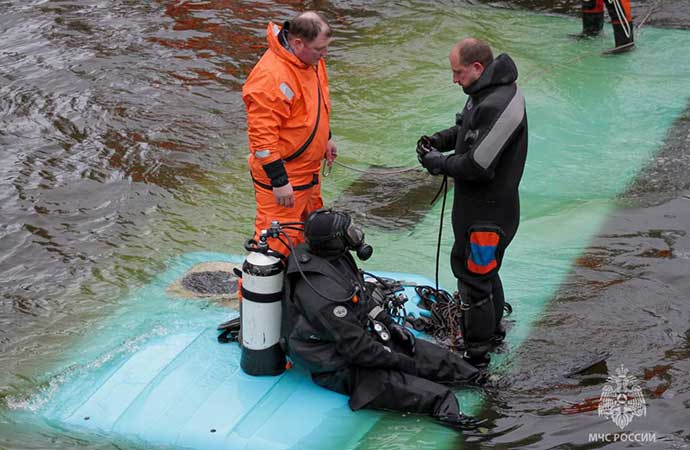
[421,150,446,176]
[415,135,436,164]
[389,323,416,355]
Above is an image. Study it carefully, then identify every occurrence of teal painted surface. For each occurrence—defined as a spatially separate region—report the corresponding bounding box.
[38,252,457,450]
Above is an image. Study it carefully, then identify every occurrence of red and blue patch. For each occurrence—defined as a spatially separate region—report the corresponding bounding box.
[467,231,500,275]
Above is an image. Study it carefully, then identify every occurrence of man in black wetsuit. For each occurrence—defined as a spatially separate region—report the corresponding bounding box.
[282,208,483,429]
[417,38,528,367]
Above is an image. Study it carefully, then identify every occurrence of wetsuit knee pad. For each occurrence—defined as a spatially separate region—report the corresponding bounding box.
[465,225,505,277]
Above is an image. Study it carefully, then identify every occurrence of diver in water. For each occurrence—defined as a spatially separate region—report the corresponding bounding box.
[281,208,484,430]
[577,0,634,52]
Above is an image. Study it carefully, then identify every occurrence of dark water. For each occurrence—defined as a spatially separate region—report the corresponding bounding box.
[2,1,690,449]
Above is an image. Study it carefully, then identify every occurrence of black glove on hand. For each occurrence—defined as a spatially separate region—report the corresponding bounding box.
[421,150,446,176]
[416,135,436,164]
[389,323,416,355]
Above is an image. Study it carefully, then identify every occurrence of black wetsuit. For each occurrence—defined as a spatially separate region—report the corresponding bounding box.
[429,54,527,360]
[282,244,479,419]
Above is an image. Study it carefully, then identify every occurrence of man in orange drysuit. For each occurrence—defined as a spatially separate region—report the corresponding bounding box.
[581,0,634,51]
[242,11,337,255]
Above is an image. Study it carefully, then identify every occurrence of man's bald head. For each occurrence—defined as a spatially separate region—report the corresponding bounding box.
[452,38,493,68]
[289,11,332,43]
[286,11,333,66]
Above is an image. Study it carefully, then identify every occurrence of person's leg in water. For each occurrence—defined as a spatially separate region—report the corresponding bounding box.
[605,0,634,51]
[348,368,483,430]
[490,274,507,343]
[582,0,605,36]
[311,340,485,430]
[457,276,496,368]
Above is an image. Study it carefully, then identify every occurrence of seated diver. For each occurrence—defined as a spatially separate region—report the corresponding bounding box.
[281,208,484,429]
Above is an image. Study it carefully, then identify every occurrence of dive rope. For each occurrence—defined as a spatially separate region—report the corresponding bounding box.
[322,159,420,177]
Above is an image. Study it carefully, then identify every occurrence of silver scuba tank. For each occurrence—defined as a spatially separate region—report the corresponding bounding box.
[240,236,286,376]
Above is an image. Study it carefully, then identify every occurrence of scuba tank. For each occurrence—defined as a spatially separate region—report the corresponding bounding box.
[240,228,286,376]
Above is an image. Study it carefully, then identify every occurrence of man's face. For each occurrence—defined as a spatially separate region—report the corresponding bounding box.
[293,31,332,66]
[449,51,483,88]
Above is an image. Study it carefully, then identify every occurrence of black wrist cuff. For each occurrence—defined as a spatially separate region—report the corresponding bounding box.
[262,159,289,187]
[430,133,442,149]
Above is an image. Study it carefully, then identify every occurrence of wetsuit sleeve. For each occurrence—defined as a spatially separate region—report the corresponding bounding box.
[295,278,415,372]
[242,69,292,185]
[443,87,525,182]
[312,303,416,372]
[430,126,458,152]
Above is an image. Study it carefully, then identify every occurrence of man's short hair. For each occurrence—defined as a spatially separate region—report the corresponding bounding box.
[288,11,332,42]
[458,39,493,68]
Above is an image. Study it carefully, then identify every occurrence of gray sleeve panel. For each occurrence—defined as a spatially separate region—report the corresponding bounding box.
[472,87,525,170]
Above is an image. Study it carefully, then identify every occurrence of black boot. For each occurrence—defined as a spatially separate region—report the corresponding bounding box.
[490,322,506,345]
[463,348,491,369]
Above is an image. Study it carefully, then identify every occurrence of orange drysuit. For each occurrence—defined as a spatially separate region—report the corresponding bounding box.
[242,22,331,255]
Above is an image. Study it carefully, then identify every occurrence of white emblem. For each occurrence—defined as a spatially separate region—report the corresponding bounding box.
[279,82,294,101]
[598,365,646,429]
[333,306,348,318]
[466,98,473,111]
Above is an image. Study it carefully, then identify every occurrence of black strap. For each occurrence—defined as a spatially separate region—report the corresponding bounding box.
[285,69,322,162]
[252,173,319,191]
[217,317,240,343]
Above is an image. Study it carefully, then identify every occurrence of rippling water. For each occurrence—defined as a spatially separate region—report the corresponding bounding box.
[2,1,690,449]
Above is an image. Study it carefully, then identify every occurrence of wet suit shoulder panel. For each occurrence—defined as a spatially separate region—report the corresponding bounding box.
[444,84,525,182]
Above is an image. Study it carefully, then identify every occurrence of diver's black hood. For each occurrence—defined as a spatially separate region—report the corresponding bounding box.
[463,53,518,96]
